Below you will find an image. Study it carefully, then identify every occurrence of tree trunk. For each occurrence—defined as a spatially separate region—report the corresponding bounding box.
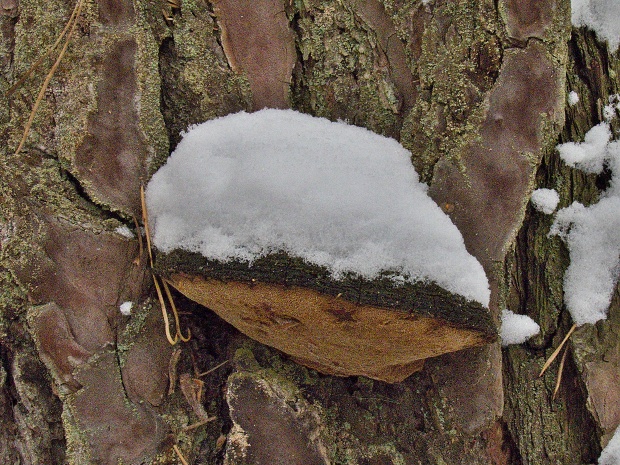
[0,0,617,464]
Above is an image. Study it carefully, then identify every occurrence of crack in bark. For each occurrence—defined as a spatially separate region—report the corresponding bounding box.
[58,162,134,226]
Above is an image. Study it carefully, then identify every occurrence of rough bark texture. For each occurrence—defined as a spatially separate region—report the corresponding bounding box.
[0,0,618,464]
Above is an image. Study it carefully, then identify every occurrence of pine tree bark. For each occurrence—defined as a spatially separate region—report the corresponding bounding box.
[0,0,618,464]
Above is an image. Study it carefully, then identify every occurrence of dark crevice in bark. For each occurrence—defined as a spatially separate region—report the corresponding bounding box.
[205,1,225,69]
[1,335,67,465]
[58,163,132,225]
[560,348,603,463]
[166,291,237,465]
[157,36,179,151]
[0,9,18,76]
[0,358,20,464]
[288,9,309,112]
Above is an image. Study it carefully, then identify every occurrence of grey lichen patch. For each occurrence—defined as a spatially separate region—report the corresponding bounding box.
[115,300,153,367]
[131,4,170,175]
[9,0,97,158]
[400,0,503,181]
[293,0,403,138]
[62,405,94,465]
[225,348,330,465]
[10,0,71,71]
[157,0,251,152]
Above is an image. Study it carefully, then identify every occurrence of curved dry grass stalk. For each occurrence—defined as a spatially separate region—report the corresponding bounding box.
[140,185,154,268]
[552,344,569,400]
[141,185,191,345]
[7,0,81,96]
[539,323,577,377]
[172,445,190,465]
[13,0,84,155]
[163,278,191,342]
[152,273,179,345]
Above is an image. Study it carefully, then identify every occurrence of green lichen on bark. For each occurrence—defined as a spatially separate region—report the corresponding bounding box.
[401,0,503,181]
[155,0,251,152]
[292,0,403,138]
[133,2,170,176]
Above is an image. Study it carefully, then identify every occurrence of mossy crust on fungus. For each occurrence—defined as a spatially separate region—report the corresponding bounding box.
[155,249,496,336]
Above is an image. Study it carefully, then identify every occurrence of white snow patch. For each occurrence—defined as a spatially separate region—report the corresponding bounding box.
[604,95,620,122]
[119,301,133,316]
[568,91,580,106]
[557,122,611,174]
[531,188,560,214]
[500,309,540,346]
[599,426,620,465]
[572,0,620,51]
[115,225,135,239]
[146,109,490,306]
[551,121,620,325]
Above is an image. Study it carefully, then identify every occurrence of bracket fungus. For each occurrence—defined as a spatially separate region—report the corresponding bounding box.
[147,110,496,382]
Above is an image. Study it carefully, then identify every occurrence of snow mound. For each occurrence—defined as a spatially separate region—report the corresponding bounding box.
[500,309,540,346]
[531,188,560,214]
[551,121,620,325]
[599,426,620,465]
[146,109,490,306]
[568,91,580,106]
[572,0,620,51]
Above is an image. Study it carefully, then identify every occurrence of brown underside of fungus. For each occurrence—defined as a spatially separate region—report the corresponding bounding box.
[157,251,496,383]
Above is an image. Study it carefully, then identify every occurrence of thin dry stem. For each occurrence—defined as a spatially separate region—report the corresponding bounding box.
[142,186,191,345]
[140,184,154,268]
[132,215,143,266]
[163,279,191,342]
[7,0,81,96]
[153,273,178,345]
[172,445,190,465]
[182,417,217,432]
[539,323,577,377]
[14,0,84,155]
[552,344,569,400]
[197,360,229,378]
[168,347,182,395]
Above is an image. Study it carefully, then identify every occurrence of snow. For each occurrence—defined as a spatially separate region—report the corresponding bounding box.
[604,95,620,122]
[551,121,620,325]
[572,0,620,51]
[531,188,560,214]
[599,426,620,465]
[556,122,611,174]
[568,91,579,106]
[500,309,540,346]
[115,225,135,239]
[119,301,133,316]
[146,109,490,306]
